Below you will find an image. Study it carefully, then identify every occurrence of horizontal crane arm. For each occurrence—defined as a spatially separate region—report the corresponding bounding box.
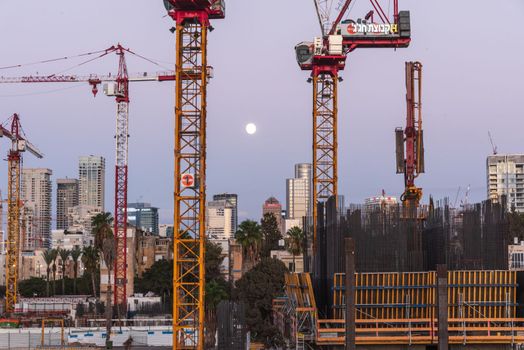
[0,71,176,84]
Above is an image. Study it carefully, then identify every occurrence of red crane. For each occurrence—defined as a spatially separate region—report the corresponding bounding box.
[295,0,411,248]
[0,45,175,310]
[396,62,424,207]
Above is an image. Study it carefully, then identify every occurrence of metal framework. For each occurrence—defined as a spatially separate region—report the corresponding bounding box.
[5,149,20,314]
[397,61,424,207]
[113,45,130,309]
[300,0,411,249]
[166,1,224,348]
[4,113,43,313]
[312,71,339,245]
[173,18,208,350]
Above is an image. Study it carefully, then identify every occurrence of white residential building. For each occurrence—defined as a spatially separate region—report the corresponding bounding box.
[79,156,105,211]
[286,163,312,221]
[487,154,524,212]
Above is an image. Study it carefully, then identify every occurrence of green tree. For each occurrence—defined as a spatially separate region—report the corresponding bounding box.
[134,259,173,299]
[205,240,224,282]
[260,213,283,258]
[234,258,287,347]
[235,220,262,268]
[82,246,99,297]
[42,249,55,297]
[18,277,47,297]
[70,246,82,295]
[285,226,303,272]
[58,248,71,295]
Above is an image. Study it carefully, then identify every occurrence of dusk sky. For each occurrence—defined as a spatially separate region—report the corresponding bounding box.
[0,1,523,224]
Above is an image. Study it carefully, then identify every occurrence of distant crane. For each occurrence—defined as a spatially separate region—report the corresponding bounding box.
[296,0,411,247]
[488,131,498,155]
[2,113,43,314]
[0,45,175,311]
[396,62,424,208]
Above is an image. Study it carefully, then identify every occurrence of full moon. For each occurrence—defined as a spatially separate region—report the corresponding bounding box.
[245,123,257,135]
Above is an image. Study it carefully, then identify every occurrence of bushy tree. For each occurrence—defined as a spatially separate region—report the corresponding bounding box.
[235,220,262,268]
[234,258,287,347]
[260,213,283,258]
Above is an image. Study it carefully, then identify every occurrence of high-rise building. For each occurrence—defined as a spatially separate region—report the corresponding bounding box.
[213,193,238,233]
[21,168,52,249]
[127,203,159,234]
[263,197,283,234]
[206,199,236,279]
[206,199,235,241]
[78,156,105,211]
[286,163,312,220]
[56,178,79,230]
[487,154,524,212]
[67,205,102,234]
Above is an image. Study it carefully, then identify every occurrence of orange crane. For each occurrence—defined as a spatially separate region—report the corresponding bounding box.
[2,113,43,314]
[163,0,224,348]
[0,45,175,311]
[296,0,411,248]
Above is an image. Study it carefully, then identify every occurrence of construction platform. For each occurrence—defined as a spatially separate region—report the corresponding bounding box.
[274,271,524,348]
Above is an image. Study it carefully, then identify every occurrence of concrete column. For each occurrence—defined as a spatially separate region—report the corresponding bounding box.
[437,264,448,350]
[345,238,356,350]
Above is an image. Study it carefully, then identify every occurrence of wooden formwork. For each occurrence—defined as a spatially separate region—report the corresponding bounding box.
[282,271,523,346]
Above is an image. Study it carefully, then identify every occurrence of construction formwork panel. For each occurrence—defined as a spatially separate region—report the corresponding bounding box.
[332,270,516,321]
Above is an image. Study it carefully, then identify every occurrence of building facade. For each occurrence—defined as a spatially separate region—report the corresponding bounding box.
[127,203,159,234]
[213,193,238,234]
[79,156,105,211]
[286,163,312,221]
[135,231,173,277]
[56,178,79,230]
[487,154,524,212]
[67,205,102,234]
[21,168,53,249]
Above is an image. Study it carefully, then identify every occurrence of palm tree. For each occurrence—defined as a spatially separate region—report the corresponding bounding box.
[285,226,304,272]
[49,249,59,296]
[58,248,71,294]
[42,249,55,297]
[91,212,114,252]
[70,246,82,295]
[82,246,99,298]
[102,236,116,349]
[235,220,262,270]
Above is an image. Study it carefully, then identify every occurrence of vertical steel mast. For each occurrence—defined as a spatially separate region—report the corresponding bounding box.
[113,44,130,309]
[165,1,224,348]
[5,123,21,314]
[4,113,43,313]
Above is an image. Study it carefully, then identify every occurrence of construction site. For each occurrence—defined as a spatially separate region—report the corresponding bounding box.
[0,0,522,350]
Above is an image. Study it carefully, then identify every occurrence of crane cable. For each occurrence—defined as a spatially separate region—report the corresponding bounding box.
[0,49,111,71]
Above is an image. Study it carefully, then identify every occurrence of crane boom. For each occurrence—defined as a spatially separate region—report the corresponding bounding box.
[0,72,175,84]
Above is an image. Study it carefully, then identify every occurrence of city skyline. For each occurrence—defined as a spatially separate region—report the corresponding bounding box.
[0,1,522,223]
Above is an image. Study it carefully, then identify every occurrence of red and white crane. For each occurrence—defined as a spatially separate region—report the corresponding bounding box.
[0,45,175,310]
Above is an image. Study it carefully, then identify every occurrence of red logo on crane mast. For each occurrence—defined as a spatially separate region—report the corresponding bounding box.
[181,173,195,188]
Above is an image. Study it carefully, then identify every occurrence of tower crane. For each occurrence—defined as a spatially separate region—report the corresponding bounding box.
[163,0,224,349]
[0,45,175,311]
[295,0,411,248]
[396,62,424,208]
[1,113,43,314]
